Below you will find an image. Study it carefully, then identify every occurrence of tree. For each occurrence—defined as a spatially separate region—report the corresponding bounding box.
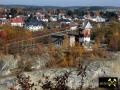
[103,11,118,20]
[0,30,8,53]
[47,43,57,67]
[89,11,94,17]
[9,8,17,18]
[74,9,86,16]
[66,10,73,16]
[0,25,33,54]
[109,31,120,51]
[92,21,120,51]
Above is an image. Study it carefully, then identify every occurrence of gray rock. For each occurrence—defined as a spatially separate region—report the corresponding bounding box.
[0,52,120,90]
[0,55,18,76]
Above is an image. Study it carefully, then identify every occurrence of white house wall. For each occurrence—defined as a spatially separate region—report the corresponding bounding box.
[70,26,77,30]
[83,37,90,42]
[70,36,75,46]
[119,17,120,21]
[79,37,90,43]
[50,17,57,22]
[41,19,49,22]
[27,26,44,31]
[11,23,24,27]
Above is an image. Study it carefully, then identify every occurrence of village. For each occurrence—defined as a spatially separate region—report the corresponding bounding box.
[0,6,120,90]
[0,7,120,52]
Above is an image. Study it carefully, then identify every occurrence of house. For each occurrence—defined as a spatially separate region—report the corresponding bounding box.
[25,19,44,31]
[68,30,79,46]
[35,12,45,18]
[36,16,49,22]
[0,16,7,25]
[58,13,65,19]
[79,21,92,44]
[69,35,76,46]
[83,15,92,20]
[10,17,24,27]
[69,23,78,30]
[92,16,106,23]
[0,19,7,25]
[0,16,6,20]
[65,16,72,21]
[50,15,58,22]
[51,33,76,47]
[36,12,48,22]
[40,18,49,22]
[118,15,120,21]
[67,21,93,48]
[60,19,71,24]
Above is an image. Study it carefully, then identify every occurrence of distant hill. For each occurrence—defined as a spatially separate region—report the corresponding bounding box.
[0,5,120,11]
[0,5,61,9]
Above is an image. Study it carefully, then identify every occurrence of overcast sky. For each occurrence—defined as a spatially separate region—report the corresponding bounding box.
[0,0,120,6]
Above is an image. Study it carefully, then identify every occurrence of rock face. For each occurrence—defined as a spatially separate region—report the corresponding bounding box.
[0,52,120,90]
[0,55,18,76]
[31,53,50,69]
[0,54,50,76]
[0,76,16,90]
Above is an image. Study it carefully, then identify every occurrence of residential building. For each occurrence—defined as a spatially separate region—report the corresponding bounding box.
[118,15,120,21]
[69,23,78,30]
[60,19,71,24]
[10,17,24,27]
[92,16,106,23]
[0,15,7,25]
[68,31,79,46]
[79,21,92,43]
[50,15,58,22]
[25,19,44,31]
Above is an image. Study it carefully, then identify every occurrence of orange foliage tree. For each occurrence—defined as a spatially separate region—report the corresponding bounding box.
[0,25,32,54]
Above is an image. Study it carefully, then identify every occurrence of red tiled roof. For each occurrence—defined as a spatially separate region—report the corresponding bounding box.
[11,17,24,23]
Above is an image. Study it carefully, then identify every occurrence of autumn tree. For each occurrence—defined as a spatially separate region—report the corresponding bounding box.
[47,43,57,67]
[59,35,85,67]
[109,31,120,51]
[0,30,8,53]
[0,25,33,54]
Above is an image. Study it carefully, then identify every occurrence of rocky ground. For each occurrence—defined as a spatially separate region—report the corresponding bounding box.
[0,52,120,90]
